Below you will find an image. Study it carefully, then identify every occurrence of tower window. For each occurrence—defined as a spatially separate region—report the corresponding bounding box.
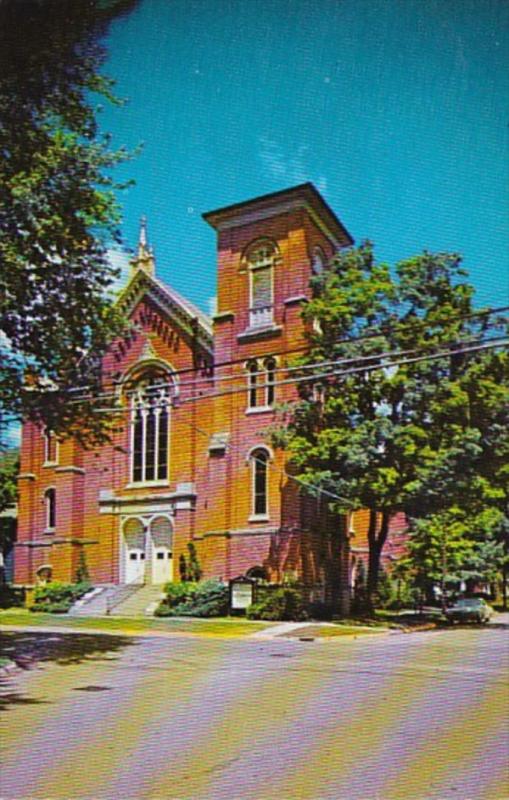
[264,357,276,406]
[247,241,277,328]
[130,370,172,484]
[251,448,269,517]
[247,360,258,408]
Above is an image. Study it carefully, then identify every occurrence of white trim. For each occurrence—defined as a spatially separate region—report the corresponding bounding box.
[248,514,270,523]
[245,406,274,415]
[125,480,169,489]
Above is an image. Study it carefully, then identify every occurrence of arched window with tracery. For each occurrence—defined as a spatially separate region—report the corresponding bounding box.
[129,369,173,484]
[250,448,270,517]
[247,241,277,328]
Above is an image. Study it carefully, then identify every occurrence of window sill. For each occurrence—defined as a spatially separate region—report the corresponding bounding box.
[248,514,270,523]
[126,480,170,489]
[237,325,282,344]
[43,528,55,535]
[245,406,274,415]
[42,462,58,468]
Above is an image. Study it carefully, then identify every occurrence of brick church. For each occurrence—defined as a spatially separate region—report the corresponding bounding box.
[15,183,400,607]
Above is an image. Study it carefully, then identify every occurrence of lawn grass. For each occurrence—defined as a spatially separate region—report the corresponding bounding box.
[0,609,273,638]
[283,623,386,639]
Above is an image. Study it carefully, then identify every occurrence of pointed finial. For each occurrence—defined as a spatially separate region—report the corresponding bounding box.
[130,214,155,277]
[139,215,147,249]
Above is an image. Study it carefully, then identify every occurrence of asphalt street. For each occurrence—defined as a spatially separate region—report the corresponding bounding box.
[1,620,508,800]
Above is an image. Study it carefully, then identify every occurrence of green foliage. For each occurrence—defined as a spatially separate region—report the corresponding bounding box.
[155,579,228,618]
[0,0,138,448]
[178,554,188,581]
[0,448,18,516]
[30,580,91,613]
[271,244,508,606]
[186,542,202,582]
[246,585,309,621]
[75,549,90,583]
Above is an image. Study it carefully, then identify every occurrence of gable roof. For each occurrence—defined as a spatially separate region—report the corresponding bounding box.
[116,268,213,353]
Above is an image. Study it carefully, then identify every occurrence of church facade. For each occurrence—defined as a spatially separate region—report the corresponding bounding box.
[15,183,375,607]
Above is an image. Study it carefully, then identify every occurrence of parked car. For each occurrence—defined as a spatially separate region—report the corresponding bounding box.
[445,597,493,625]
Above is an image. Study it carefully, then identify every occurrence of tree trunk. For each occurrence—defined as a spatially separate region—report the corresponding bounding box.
[366,509,391,613]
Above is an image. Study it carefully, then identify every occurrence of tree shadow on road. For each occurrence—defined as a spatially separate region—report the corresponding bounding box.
[0,629,138,668]
[0,630,138,711]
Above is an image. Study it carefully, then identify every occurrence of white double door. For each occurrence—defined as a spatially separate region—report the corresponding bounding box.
[125,547,146,584]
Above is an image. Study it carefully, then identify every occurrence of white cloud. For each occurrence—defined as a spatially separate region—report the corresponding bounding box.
[107,247,132,293]
[207,296,218,317]
[259,137,328,192]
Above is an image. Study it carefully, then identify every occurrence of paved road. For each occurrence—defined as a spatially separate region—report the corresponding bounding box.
[1,620,508,800]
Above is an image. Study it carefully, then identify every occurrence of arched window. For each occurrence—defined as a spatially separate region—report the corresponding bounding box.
[246,358,276,410]
[247,241,277,328]
[43,429,58,464]
[251,448,269,517]
[130,370,172,483]
[247,360,258,408]
[311,246,326,275]
[264,357,276,406]
[45,488,56,530]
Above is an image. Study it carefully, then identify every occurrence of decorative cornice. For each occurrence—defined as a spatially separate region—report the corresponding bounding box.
[55,466,86,475]
[18,473,37,481]
[117,271,213,353]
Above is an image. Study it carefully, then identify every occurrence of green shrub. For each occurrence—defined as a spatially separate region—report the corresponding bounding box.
[246,586,309,621]
[30,580,91,613]
[155,579,228,618]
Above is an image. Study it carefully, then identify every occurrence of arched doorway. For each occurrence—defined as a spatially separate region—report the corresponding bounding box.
[123,518,146,584]
[150,516,173,584]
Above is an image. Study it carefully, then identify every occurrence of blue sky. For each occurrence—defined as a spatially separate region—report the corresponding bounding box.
[102,0,509,313]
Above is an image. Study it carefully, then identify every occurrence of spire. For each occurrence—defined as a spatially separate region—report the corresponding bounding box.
[130,215,155,276]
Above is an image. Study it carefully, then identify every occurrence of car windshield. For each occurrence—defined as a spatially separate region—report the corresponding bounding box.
[456,599,482,608]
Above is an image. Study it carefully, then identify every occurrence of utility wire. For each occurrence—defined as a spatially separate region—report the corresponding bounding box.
[58,303,509,402]
[89,336,508,413]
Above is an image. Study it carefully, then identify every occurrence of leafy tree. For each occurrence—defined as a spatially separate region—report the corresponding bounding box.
[270,244,507,611]
[0,448,18,515]
[0,0,137,448]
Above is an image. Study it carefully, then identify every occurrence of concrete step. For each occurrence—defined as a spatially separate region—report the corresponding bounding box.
[68,584,142,617]
[108,584,166,617]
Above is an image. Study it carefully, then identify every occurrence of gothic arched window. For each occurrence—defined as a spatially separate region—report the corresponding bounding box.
[250,448,270,517]
[130,370,172,483]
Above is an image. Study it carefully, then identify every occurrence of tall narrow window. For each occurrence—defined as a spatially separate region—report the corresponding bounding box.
[130,370,172,484]
[251,448,269,517]
[247,360,258,408]
[248,242,276,328]
[43,429,57,464]
[45,488,56,530]
[264,357,276,406]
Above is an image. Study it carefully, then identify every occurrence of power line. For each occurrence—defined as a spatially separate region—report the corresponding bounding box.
[89,336,508,413]
[57,303,509,403]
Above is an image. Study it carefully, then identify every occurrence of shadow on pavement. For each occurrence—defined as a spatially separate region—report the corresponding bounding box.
[0,630,137,669]
[0,631,138,711]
